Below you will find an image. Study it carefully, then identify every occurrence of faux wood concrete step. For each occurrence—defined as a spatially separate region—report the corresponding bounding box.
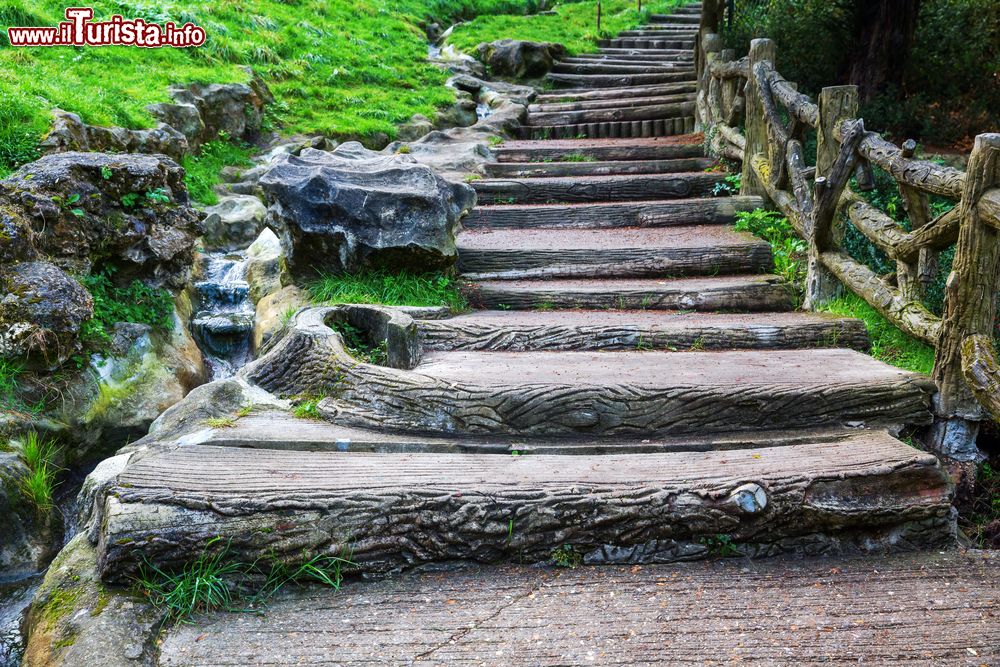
[534,81,697,102]
[456,226,772,279]
[598,47,697,57]
[619,29,699,37]
[527,99,695,125]
[600,38,696,50]
[650,12,700,23]
[551,61,691,75]
[418,310,869,352]
[518,117,695,140]
[472,172,722,204]
[482,157,713,178]
[493,136,704,162]
[565,53,694,64]
[98,431,950,580]
[465,196,763,230]
[548,70,696,88]
[464,274,794,311]
[160,552,997,667]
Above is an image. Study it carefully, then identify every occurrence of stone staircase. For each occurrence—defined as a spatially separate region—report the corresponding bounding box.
[90,3,956,583]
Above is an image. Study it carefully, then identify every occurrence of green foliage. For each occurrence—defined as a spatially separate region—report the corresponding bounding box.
[79,269,175,353]
[819,294,936,374]
[448,0,686,56]
[13,431,62,515]
[561,152,595,163]
[134,536,351,622]
[549,544,582,568]
[712,173,741,196]
[308,270,468,311]
[733,209,806,303]
[0,358,27,412]
[958,459,1000,549]
[332,321,388,365]
[292,394,327,420]
[0,89,45,178]
[181,136,255,205]
[700,534,739,557]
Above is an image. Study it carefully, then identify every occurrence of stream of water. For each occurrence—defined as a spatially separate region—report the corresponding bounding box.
[191,251,256,381]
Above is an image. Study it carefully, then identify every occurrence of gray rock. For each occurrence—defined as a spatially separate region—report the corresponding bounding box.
[397,114,435,142]
[252,284,309,352]
[245,228,288,304]
[145,101,205,148]
[200,194,268,251]
[476,39,567,79]
[260,143,476,279]
[168,70,273,143]
[434,90,479,129]
[0,261,93,368]
[38,109,189,161]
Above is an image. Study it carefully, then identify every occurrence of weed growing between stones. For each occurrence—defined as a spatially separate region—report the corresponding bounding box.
[308,270,468,311]
[332,321,388,365]
[180,135,255,205]
[13,431,62,515]
[733,209,807,303]
[561,153,596,163]
[549,544,582,568]
[134,537,353,622]
[77,268,175,357]
[700,534,739,558]
[959,458,1000,549]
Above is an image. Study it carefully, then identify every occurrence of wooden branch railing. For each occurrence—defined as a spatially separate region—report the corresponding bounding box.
[695,5,1000,461]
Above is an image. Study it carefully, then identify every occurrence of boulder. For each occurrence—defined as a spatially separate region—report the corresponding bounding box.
[165,70,274,145]
[145,101,205,148]
[259,143,476,279]
[434,90,479,129]
[252,284,309,352]
[476,39,567,79]
[38,110,189,162]
[0,262,93,368]
[397,114,435,142]
[200,194,268,251]
[244,228,288,304]
[0,152,201,286]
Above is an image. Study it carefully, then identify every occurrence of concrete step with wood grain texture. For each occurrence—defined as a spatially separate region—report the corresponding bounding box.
[548,70,696,88]
[464,196,762,230]
[526,99,695,126]
[456,226,773,279]
[472,171,723,203]
[482,157,713,178]
[564,53,694,64]
[599,37,696,50]
[529,92,695,113]
[551,61,692,76]
[493,136,704,162]
[534,80,697,102]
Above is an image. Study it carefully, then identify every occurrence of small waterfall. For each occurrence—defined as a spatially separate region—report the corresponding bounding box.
[191,252,255,381]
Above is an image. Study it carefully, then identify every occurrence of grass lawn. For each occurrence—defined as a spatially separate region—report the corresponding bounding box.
[308,271,468,311]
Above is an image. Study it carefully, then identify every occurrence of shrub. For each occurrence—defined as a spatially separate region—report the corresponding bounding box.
[79,268,175,353]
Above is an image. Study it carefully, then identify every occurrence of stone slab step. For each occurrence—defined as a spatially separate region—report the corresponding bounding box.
[465,196,763,229]
[600,38,696,50]
[518,116,695,140]
[160,551,998,667]
[527,99,695,125]
[650,13,700,23]
[464,274,794,311]
[418,309,870,352]
[551,61,691,75]
[548,70,696,88]
[493,136,704,162]
[472,172,723,204]
[534,81,697,102]
[98,430,950,579]
[482,157,714,178]
[456,225,773,279]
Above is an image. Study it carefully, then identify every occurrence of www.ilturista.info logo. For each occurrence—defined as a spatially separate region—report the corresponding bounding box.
[6,7,206,47]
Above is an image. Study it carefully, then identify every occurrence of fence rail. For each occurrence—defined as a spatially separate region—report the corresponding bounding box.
[694,0,1000,461]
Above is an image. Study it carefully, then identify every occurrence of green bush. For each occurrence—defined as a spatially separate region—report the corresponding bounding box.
[79,269,175,353]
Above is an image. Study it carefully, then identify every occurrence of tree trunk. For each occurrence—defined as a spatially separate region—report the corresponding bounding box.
[847,0,921,104]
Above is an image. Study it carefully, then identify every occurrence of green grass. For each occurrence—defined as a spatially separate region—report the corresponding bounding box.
[181,135,255,205]
[733,209,807,305]
[819,294,936,374]
[13,431,62,515]
[308,270,468,311]
[78,268,175,354]
[134,536,352,622]
[333,321,388,365]
[0,0,551,177]
[447,0,686,55]
[0,358,27,412]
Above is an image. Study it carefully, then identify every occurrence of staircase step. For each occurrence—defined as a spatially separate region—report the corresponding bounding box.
[548,70,696,88]
[619,29,699,38]
[483,157,713,178]
[456,225,772,279]
[465,196,763,230]
[551,61,691,75]
[519,117,695,139]
[493,136,704,163]
[598,47,697,57]
[97,430,950,580]
[419,310,870,352]
[464,274,794,311]
[472,172,723,204]
[531,91,695,113]
[535,81,697,102]
[527,99,695,125]
[565,54,694,64]
[650,13,700,23]
[600,38,696,50]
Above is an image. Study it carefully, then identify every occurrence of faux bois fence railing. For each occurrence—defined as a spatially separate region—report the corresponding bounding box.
[693,1,1000,461]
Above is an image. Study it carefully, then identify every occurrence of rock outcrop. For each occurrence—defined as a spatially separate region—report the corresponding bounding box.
[200,194,268,251]
[476,39,567,79]
[260,143,476,278]
[38,110,189,162]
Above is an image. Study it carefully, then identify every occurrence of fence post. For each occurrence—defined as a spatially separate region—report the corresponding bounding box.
[802,85,857,309]
[928,133,1000,461]
[696,33,721,131]
[898,139,937,300]
[739,38,775,199]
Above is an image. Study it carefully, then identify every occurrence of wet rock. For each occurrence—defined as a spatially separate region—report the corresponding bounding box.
[38,110,189,162]
[0,261,93,368]
[260,143,476,279]
[434,90,479,129]
[200,194,268,251]
[0,152,201,286]
[252,284,309,353]
[476,39,567,79]
[0,450,63,580]
[245,228,288,304]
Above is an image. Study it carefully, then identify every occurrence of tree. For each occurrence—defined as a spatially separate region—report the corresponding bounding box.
[845,0,922,103]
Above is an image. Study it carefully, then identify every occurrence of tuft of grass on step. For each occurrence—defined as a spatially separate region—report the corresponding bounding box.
[561,153,596,163]
[447,0,687,56]
[818,294,936,374]
[308,271,468,311]
[733,209,806,305]
[14,431,62,515]
[181,135,255,205]
[134,536,352,621]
